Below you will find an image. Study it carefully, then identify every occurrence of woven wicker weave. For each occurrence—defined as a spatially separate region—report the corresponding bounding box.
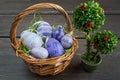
[10,3,78,76]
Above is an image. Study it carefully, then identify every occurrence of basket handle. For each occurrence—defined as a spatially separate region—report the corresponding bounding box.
[10,3,73,48]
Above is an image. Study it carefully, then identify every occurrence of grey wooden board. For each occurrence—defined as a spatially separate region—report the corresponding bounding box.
[0,0,120,15]
[0,15,120,38]
[0,38,120,80]
[0,14,84,38]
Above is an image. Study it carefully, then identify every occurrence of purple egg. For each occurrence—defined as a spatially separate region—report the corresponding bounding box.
[37,22,52,37]
[31,47,48,59]
[61,34,73,48]
[45,38,64,58]
[52,25,64,41]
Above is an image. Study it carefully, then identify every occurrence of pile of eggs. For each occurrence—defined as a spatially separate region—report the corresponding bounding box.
[21,21,73,59]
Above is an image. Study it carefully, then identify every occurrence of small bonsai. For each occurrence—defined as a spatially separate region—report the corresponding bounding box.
[83,30,118,64]
[73,0,118,71]
[73,0,105,33]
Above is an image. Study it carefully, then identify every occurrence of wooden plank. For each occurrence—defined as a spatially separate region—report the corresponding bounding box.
[0,15,120,38]
[0,15,84,38]
[0,38,120,80]
[0,0,120,14]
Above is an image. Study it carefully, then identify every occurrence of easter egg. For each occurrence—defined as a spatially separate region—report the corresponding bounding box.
[45,38,64,58]
[61,34,73,48]
[52,25,64,41]
[21,31,43,49]
[21,30,36,40]
[37,21,52,37]
[31,47,48,59]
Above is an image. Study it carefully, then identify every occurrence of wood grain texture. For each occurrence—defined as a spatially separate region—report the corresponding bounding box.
[0,39,120,80]
[0,0,120,15]
[0,15,84,37]
[0,15,120,38]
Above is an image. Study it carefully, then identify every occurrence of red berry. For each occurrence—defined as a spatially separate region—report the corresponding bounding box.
[80,5,85,10]
[86,22,92,28]
[104,35,109,41]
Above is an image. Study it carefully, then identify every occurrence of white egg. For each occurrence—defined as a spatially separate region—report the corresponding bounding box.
[21,30,36,40]
[21,31,43,49]
[31,47,48,59]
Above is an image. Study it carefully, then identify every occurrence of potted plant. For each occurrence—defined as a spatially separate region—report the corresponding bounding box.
[72,0,118,72]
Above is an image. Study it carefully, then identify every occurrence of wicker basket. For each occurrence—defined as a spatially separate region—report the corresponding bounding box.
[10,3,78,76]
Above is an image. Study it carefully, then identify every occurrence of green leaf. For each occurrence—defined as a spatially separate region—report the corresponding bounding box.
[93,30,118,54]
[39,15,44,21]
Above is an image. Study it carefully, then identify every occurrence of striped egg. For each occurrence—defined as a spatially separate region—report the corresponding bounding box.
[61,34,73,48]
[37,22,52,38]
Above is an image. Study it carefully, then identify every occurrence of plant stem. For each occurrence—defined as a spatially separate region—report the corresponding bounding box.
[87,40,90,53]
[93,50,99,62]
[86,33,91,54]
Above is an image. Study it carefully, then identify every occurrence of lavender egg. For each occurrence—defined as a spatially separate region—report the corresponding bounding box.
[31,47,48,59]
[52,25,64,41]
[37,22,52,37]
[61,34,73,48]
[21,31,43,49]
[46,38,64,58]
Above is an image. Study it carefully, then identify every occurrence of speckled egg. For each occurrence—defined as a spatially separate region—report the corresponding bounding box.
[21,30,36,40]
[21,31,43,49]
[37,22,52,38]
[52,25,64,41]
[61,34,73,48]
[45,38,64,58]
[31,47,48,59]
